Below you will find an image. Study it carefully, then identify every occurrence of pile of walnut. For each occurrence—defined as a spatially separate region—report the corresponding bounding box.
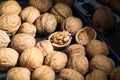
[0,0,119,80]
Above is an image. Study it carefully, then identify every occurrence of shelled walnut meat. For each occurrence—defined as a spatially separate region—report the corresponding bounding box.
[20,6,40,23]
[0,14,21,36]
[29,0,53,13]
[35,13,57,35]
[90,55,115,74]
[0,0,21,15]
[0,48,19,71]
[7,67,31,80]
[0,29,10,48]
[50,3,73,23]
[32,66,55,80]
[58,68,84,80]
[61,16,83,35]
[18,22,36,37]
[19,47,44,71]
[86,39,109,57]
[11,33,36,53]
[44,51,68,72]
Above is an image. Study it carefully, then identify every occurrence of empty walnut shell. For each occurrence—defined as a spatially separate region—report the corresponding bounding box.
[7,67,31,80]
[35,13,57,35]
[75,27,97,46]
[90,55,115,74]
[48,31,72,50]
[58,68,84,80]
[50,3,73,23]
[32,66,55,80]
[61,16,83,35]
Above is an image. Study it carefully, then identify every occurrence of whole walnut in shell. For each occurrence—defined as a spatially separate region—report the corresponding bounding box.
[50,3,73,23]
[75,27,97,46]
[20,6,40,23]
[44,51,68,72]
[86,39,109,57]
[35,13,57,35]
[110,66,120,80]
[18,22,36,37]
[66,44,85,58]
[0,14,21,36]
[90,55,115,74]
[86,69,107,80]
[32,66,55,80]
[61,16,83,35]
[29,0,53,13]
[0,29,10,48]
[67,55,89,75]
[92,7,116,30]
[0,0,21,15]
[36,40,54,57]
[19,47,44,71]
[58,68,84,80]
[0,48,19,71]
[11,33,36,53]
[7,67,31,80]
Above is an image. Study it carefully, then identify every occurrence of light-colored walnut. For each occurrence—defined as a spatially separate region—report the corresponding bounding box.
[0,14,21,36]
[18,22,36,37]
[36,40,54,57]
[67,55,89,75]
[90,55,115,74]
[75,27,97,45]
[50,3,73,23]
[57,68,84,80]
[66,44,85,58]
[86,69,107,80]
[20,6,40,23]
[32,66,55,80]
[44,51,68,72]
[19,47,44,71]
[7,67,31,80]
[0,48,19,71]
[61,16,83,35]
[0,29,10,48]
[86,39,109,57]
[35,13,57,35]
[0,0,21,15]
[29,0,53,13]
[11,33,36,53]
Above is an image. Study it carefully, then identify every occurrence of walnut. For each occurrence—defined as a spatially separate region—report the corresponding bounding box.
[67,55,89,75]
[92,7,116,30]
[75,27,97,46]
[57,68,84,80]
[49,31,72,50]
[90,55,115,74]
[29,0,53,13]
[86,39,109,57]
[61,16,83,35]
[20,6,40,23]
[7,67,31,80]
[44,51,68,72]
[32,65,55,80]
[50,3,73,23]
[0,48,19,71]
[0,0,21,15]
[0,29,10,48]
[11,33,36,53]
[66,44,85,58]
[19,47,44,71]
[36,40,54,57]
[110,66,120,80]
[0,14,21,36]
[35,13,57,35]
